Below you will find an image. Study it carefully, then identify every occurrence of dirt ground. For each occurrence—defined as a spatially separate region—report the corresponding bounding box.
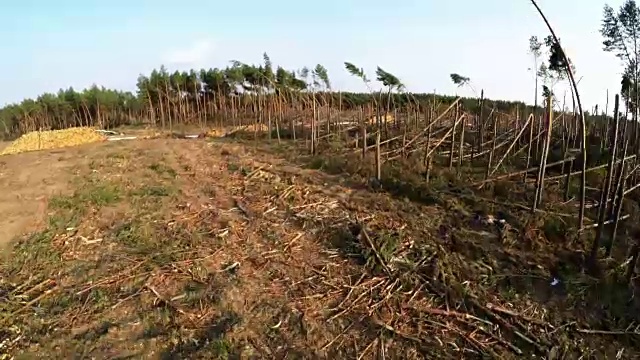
[0,138,371,358]
[1,137,639,359]
[0,143,102,248]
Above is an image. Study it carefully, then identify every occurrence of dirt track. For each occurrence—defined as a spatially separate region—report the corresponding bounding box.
[0,144,98,248]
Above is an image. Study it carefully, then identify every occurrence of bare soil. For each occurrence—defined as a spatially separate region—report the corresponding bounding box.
[0,137,639,359]
[0,143,104,247]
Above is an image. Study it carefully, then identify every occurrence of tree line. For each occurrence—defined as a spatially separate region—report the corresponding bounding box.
[0,54,534,140]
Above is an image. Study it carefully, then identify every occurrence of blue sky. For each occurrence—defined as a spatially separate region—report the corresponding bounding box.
[0,0,626,110]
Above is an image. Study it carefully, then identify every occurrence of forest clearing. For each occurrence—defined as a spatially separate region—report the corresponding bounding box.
[1,105,640,358]
[4,1,640,358]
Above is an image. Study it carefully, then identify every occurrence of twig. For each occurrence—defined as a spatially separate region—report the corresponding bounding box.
[372,317,422,343]
[76,260,148,295]
[245,164,267,180]
[322,323,354,351]
[145,285,196,323]
[475,303,546,354]
[576,328,640,336]
[357,338,378,360]
[233,197,253,218]
[359,227,392,276]
[111,288,147,310]
[283,232,303,252]
[0,287,58,325]
[13,279,55,298]
[415,306,494,328]
[485,303,550,327]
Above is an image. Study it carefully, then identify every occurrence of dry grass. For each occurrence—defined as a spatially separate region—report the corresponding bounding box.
[0,137,639,359]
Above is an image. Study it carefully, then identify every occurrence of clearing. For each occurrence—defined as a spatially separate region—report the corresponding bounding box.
[0,137,639,359]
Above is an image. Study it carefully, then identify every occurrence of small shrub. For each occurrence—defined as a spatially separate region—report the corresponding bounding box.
[543,216,568,243]
[493,180,513,198]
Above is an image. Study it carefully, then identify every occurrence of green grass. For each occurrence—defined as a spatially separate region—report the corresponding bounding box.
[148,162,178,178]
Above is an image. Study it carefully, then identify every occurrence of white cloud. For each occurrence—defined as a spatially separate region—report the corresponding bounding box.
[163,39,215,68]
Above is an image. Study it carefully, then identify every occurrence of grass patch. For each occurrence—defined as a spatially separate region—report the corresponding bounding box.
[131,184,173,197]
[49,182,121,211]
[148,162,177,178]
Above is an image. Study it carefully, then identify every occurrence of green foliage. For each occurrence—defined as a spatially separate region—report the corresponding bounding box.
[601,0,640,111]
[313,64,331,90]
[529,34,574,103]
[262,52,274,86]
[344,62,368,82]
[542,85,554,100]
[376,67,404,91]
[621,62,639,111]
[0,54,543,140]
[528,36,542,58]
[450,73,470,87]
[0,85,139,139]
[542,35,575,77]
[601,0,640,62]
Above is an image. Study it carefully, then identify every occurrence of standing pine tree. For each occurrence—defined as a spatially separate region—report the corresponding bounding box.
[601,0,640,122]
